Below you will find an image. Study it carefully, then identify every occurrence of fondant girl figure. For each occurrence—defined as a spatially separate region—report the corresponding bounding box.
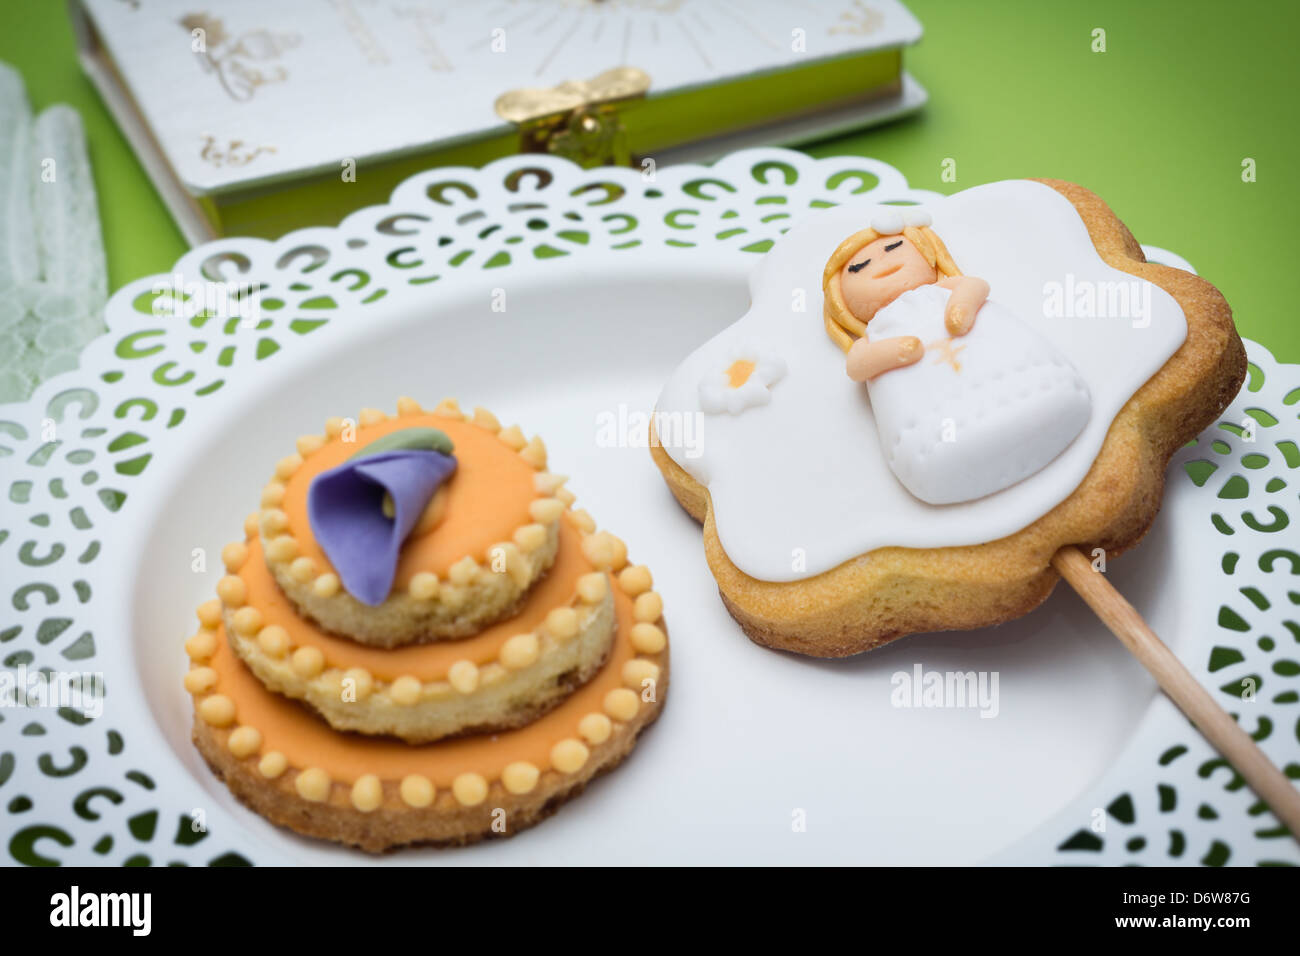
[822,209,1092,505]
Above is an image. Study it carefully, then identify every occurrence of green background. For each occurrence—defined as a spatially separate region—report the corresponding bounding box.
[2,0,1296,358]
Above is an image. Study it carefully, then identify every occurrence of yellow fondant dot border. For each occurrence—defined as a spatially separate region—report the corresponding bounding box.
[187,497,668,811]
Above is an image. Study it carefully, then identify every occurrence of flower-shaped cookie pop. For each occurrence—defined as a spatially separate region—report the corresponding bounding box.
[651,180,1298,839]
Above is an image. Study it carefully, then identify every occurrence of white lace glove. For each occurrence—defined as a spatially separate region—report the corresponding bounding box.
[0,61,108,403]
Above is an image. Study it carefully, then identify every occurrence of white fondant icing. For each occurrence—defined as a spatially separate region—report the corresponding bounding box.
[655,180,1188,582]
[865,284,1091,505]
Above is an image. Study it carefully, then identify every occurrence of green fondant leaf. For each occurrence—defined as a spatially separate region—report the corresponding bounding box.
[347,427,454,460]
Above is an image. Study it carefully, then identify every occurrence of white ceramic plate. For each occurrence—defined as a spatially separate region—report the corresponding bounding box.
[3,150,1297,865]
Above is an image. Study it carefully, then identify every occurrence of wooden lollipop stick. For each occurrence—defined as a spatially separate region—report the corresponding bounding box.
[1053,545,1300,840]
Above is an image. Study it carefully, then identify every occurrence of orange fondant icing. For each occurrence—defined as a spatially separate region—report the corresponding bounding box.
[280,415,538,583]
[205,584,647,786]
[237,517,592,681]
[725,359,756,388]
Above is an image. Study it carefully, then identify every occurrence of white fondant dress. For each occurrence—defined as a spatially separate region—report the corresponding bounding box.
[865,284,1091,505]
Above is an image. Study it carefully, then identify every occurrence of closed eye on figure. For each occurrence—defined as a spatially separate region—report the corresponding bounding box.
[884,240,904,252]
[847,258,871,273]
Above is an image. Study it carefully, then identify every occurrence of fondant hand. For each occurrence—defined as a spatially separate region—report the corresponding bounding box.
[940,275,990,337]
[846,335,924,382]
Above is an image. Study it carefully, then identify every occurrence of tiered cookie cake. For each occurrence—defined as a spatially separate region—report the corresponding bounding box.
[183,398,669,851]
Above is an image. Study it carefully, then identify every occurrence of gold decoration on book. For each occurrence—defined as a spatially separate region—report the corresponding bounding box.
[199,134,277,168]
[495,67,651,169]
[181,13,301,102]
[831,1,885,36]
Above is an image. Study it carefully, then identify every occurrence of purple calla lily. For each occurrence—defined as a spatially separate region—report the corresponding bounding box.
[307,449,457,606]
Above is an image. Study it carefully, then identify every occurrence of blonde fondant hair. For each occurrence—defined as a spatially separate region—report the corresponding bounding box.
[822,225,961,353]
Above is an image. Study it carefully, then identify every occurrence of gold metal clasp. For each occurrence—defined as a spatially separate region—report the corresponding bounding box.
[495,67,651,168]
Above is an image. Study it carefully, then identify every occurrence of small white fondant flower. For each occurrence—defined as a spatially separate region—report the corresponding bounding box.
[698,348,786,415]
[870,209,904,235]
[903,208,932,228]
[869,207,931,234]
